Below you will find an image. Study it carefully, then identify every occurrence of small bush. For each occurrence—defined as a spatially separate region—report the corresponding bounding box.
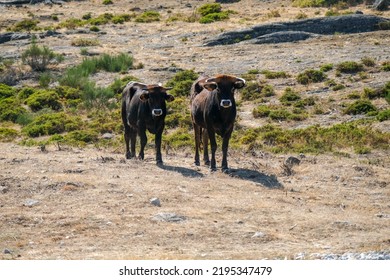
[253,105,271,118]
[165,69,198,97]
[197,3,222,16]
[261,70,289,79]
[377,109,390,122]
[25,90,62,112]
[197,3,231,24]
[71,38,100,47]
[0,127,19,142]
[337,61,364,73]
[57,18,84,29]
[382,61,390,72]
[199,12,230,24]
[362,87,384,99]
[164,128,194,148]
[297,69,326,84]
[320,63,333,72]
[280,88,301,105]
[22,37,64,72]
[22,112,82,137]
[361,57,376,67]
[240,81,261,101]
[9,19,39,32]
[0,97,27,122]
[0,83,15,99]
[65,130,99,144]
[135,11,160,23]
[344,100,377,115]
[102,0,113,5]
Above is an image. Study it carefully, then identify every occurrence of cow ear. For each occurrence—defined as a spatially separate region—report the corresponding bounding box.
[139,91,149,101]
[203,82,218,91]
[165,94,175,102]
[234,80,246,89]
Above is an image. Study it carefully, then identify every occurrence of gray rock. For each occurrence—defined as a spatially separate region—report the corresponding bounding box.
[150,197,161,207]
[0,186,9,193]
[204,14,390,46]
[152,212,186,223]
[251,31,318,44]
[23,199,39,207]
[101,133,114,139]
[251,231,266,238]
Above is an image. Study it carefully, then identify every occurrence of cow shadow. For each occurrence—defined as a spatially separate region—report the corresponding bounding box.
[158,164,204,178]
[228,168,284,189]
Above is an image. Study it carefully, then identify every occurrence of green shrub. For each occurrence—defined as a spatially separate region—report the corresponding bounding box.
[320,63,333,72]
[0,83,15,99]
[164,128,193,148]
[102,0,113,5]
[88,13,113,25]
[292,0,363,8]
[0,97,26,122]
[90,26,100,32]
[57,18,84,29]
[337,61,364,73]
[377,109,390,122]
[71,38,100,47]
[22,112,82,137]
[362,87,384,99]
[197,3,222,16]
[197,3,230,24]
[382,61,390,72]
[9,19,39,32]
[383,82,390,104]
[22,37,64,71]
[253,105,271,118]
[17,87,36,100]
[361,57,376,67]
[261,84,275,97]
[64,129,99,144]
[39,72,52,88]
[165,69,198,97]
[0,127,19,142]
[344,99,377,115]
[199,12,230,24]
[240,81,261,101]
[25,90,62,111]
[261,70,289,79]
[297,69,326,84]
[112,14,131,24]
[135,11,160,23]
[280,88,301,105]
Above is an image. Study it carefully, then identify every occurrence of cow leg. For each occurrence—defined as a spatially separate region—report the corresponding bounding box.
[138,129,147,160]
[155,130,163,165]
[208,129,217,172]
[221,133,231,172]
[124,125,132,159]
[193,124,201,166]
[202,128,210,166]
[130,127,137,158]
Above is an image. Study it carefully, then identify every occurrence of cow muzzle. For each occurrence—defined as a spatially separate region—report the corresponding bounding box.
[152,109,163,117]
[220,99,232,108]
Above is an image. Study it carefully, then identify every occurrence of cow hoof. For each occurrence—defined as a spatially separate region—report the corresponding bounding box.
[210,167,217,172]
[204,160,210,166]
[194,160,200,166]
[126,152,132,159]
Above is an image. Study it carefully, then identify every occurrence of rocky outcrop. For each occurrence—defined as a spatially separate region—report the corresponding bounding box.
[0,30,61,44]
[204,14,390,46]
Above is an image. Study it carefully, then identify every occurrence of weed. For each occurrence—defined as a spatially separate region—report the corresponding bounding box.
[377,109,390,122]
[320,63,333,72]
[197,3,231,24]
[297,69,326,84]
[165,69,198,97]
[280,87,301,105]
[0,83,15,99]
[337,61,364,73]
[382,61,390,72]
[22,37,64,72]
[344,99,377,115]
[261,70,289,79]
[0,97,27,122]
[9,19,40,32]
[135,11,160,23]
[25,89,62,112]
[71,38,100,47]
[296,11,308,19]
[0,127,19,142]
[102,0,113,5]
[361,57,376,67]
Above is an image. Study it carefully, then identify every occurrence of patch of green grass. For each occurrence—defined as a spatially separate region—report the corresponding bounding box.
[25,90,62,112]
[135,11,160,23]
[0,97,27,122]
[0,127,19,142]
[361,57,376,67]
[280,87,301,105]
[297,69,326,84]
[165,69,198,97]
[261,70,289,79]
[102,0,113,5]
[344,99,377,115]
[377,109,390,122]
[0,83,15,99]
[337,61,364,74]
[382,61,390,72]
[197,3,231,24]
[164,128,194,148]
[320,63,333,72]
[71,38,100,47]
[9,19,40,32]
[22,112,82,137]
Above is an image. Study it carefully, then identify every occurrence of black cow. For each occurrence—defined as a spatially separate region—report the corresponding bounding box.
[121,81,174,164]
[190,74,246,171]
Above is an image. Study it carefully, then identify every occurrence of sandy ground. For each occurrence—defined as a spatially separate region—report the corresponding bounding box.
[0,0,390,259]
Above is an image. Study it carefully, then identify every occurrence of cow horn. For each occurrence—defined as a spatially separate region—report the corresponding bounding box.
[130,81,147,89]
[235,77,246,84]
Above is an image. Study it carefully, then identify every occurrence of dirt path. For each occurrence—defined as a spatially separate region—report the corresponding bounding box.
[1,143,389,259]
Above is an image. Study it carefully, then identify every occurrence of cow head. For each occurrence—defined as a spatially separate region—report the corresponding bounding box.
[139,84,174,117]
[203,75,246,108]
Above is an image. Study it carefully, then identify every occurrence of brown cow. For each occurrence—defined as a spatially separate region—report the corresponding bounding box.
[121,81,174,164]
[190,74,246,171]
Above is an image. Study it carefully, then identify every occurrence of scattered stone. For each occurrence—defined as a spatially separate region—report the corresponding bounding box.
[4,248,12,254]
[150,197,161,207]
[252,231,266,238]
[152,212,186,223]
[23,199,39,207]
[101,133,114,140]
[0,186,9,193]
[285,156,301,167]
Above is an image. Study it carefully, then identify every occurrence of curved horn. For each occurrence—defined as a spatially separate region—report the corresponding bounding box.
[235,77,246,84]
